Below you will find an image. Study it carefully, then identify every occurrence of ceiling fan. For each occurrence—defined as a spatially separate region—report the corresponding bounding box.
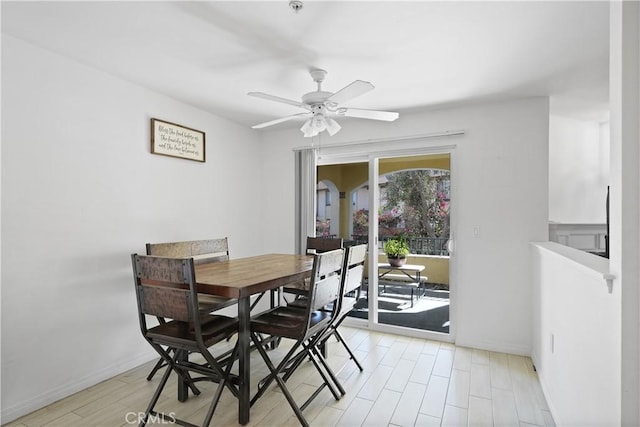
[248,69,399,138]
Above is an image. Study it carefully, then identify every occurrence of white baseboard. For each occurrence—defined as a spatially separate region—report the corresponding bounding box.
[533,367,562,426]
[0,350,156,424]
[454,336,531,356]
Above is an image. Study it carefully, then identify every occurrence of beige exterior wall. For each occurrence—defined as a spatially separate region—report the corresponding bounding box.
[317,154,450,241]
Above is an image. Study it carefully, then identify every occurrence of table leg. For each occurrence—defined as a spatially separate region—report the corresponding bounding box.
[268,289,280,350]
[238,297,251,425]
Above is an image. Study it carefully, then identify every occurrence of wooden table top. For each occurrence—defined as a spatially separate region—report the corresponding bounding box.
[195,253,313,299]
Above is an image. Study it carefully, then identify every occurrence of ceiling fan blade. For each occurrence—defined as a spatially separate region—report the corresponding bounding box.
[251,112,310,129]
[339,108,399,122]
[248,92,308,109]
[328,80,374,105]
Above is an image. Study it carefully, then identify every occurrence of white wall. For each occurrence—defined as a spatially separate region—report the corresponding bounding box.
[548,115,609,223]
[610,2,640,424]
[531,242,620,426]
[259,97,549,355]
[1,36,263,422]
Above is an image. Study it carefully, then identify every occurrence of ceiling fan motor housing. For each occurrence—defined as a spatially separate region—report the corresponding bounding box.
[302,91,332,105]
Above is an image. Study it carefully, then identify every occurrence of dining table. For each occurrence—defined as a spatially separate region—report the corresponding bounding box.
[192,253,314,425]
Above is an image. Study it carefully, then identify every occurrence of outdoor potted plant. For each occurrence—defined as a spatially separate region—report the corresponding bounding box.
[384,236,410,267]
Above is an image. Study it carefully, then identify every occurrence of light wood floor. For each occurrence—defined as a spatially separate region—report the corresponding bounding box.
[5,326,555,427]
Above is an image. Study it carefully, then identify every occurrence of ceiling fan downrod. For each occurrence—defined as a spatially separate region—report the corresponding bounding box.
[289,1,303,14]
[309,69,327,91]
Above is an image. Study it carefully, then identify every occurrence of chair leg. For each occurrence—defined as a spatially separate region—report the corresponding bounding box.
[148,348,203,398]
[250,333,303,404]
[272,368,309,427]
[147,317,205,396]
[146,355,168,380]
[250,333,309,427]
[279,335,343,401]
[305,343,344,400]
[140,349,176,427]
[320,314,364,372]
[332,329,364,372]
[201,341,240,427]
[147,317,170,380]
[281,346,310,382]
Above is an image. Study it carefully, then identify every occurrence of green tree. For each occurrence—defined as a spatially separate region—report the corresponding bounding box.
[383,170,450,238]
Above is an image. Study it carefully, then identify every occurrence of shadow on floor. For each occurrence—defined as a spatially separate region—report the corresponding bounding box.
[348,281,450,334]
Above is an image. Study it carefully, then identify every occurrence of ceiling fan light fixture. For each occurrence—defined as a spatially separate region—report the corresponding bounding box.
[301,118,316,137]
[300,115,342,138]
[312,114,325,129]
[325,117,341,136]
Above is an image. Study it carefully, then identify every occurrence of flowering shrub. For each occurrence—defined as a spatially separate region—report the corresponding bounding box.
[379,208,401,229]
[316,218,331,236]
[350,169,450,241]
[352,209,369,235]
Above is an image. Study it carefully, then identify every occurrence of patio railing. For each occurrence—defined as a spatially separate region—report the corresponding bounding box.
[350,234,449,256]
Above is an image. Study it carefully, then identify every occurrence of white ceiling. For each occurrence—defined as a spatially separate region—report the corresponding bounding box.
[1,1,611,130]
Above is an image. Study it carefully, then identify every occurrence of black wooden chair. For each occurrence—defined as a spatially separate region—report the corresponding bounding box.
[283,236,343,306]
[305,236,344,255]
[146,238,236,313]
[145,238,236,381]
[249,249,345,427]
[318,243,367,372]
[131,254,239,427]
[281,244,367,379]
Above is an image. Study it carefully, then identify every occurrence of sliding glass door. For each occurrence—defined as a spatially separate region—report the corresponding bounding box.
[298,144,455,340]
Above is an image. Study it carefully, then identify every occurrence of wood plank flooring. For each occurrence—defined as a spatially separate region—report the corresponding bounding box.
[4,327,555,427]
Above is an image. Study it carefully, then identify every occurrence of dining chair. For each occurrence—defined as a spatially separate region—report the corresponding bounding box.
[281,243,367,380]
[146,238,236,312]
[318,243,367,372]
[249,249,346,427]
[131,254,239,427]
[305,236,344,254]
[144,238,236,381]
[283,236,343,306]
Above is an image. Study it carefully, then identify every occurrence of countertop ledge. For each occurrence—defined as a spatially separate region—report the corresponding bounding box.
[530,241,615,293]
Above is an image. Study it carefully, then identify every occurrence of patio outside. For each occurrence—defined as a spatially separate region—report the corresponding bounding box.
[349,277,450,334]
[317,157,451,334]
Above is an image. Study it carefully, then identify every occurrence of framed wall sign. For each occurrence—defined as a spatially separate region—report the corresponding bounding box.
[150,118,205,162]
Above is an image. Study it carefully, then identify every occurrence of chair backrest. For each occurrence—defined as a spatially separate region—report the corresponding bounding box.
[305,249,344,333]
[336,244,367,316]
[306,236,343,255]
[131,254,200,333]
[342,244,367,294]
[146,238,229,265]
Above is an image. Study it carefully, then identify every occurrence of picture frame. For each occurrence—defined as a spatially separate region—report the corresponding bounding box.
[150,118,205,162]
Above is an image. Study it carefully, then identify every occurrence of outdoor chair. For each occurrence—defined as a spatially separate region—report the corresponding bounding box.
[131,254,239,427]
[249,249,345,427]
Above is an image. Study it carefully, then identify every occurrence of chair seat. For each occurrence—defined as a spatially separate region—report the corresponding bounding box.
[251,307,331,339]
[148,315,238,349]
[286,295,309,309]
